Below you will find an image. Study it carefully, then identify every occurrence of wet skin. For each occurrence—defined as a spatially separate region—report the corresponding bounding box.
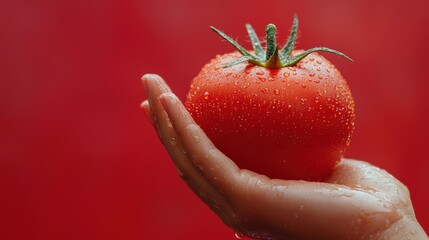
[141,74,428,240]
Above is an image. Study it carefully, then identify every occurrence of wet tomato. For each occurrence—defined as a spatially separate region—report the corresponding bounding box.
[185,16,355,181]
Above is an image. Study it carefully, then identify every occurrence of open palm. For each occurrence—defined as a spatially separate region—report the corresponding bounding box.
[141,74,427,240]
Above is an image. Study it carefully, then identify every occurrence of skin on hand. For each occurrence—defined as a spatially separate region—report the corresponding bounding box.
[141,74,428,240]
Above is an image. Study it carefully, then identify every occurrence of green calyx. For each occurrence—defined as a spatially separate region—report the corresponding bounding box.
[211,15,353,69]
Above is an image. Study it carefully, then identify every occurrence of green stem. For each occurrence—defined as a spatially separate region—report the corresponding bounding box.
[264,24,283,69]
[265,46,283,69]
[211,15,353,69]
[265,24,277,61]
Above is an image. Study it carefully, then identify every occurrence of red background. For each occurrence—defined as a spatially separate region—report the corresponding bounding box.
[1,0,428,239]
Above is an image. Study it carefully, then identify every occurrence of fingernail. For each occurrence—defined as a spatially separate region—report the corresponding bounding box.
[159,93,177,110]
[141,73,157,96]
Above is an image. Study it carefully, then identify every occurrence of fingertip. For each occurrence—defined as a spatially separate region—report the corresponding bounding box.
[158,93,179,121]
[141,74,160,92]
[141,73,159,81]
[159,92,178,107]
[141,74,150,95]
[158,92,197,135]
[142,74,172,96]
[141,73,165,86]
[141,99,155,125]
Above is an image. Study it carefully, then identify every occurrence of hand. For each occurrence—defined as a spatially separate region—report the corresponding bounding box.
[141,74,428,240]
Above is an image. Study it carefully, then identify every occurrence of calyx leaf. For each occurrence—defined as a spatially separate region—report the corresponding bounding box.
[211,15,353,69]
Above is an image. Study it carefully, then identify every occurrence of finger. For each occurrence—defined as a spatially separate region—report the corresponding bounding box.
[328,159,403,191]
[142,74,238,227]
[328,159,413,216]
[159,92,240,192]
[141,74,172,131]
[142,73,202,175]
[231,174,402,239]
[329,160,411,204]
[142,74,182,164]
[140,100,155,126]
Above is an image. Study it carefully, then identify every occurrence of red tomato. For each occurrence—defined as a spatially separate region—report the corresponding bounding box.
[185,16,355,181]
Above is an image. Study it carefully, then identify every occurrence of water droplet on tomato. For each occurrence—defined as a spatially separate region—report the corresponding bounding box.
[260,88,269,93]
[233,74,240,78]
[283,72,290,78]
[258,77,266,82]
[318,75,323,79]
[204,91,209,100]
[316,60,322,65]
[273,89,280,95]
[309,72,315,77]
[300,98,307,104]
[309,57,314,61]
[301,84,307,89]
[256,70,264,75]
[314,97,320,103]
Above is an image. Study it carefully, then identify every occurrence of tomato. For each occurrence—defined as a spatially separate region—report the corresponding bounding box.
[185,16,355,181]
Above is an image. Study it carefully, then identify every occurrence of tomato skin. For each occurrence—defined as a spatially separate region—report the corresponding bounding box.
[185,51,355,181]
